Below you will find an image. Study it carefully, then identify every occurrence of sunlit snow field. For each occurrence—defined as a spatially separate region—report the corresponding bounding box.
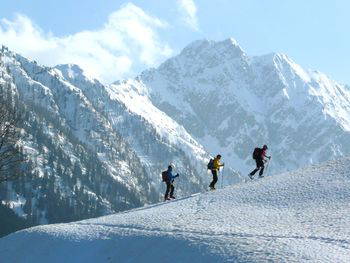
[1,157,349,262]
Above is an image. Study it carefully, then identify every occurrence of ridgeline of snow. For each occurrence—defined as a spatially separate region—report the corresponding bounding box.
[1,157,349,262]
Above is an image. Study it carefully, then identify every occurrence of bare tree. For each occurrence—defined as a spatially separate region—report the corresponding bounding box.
[0,92,24,183]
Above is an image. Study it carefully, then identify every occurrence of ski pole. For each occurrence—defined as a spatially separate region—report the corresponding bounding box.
[175,174,180,197]
[265,157,271,177]
[221,164,225,188]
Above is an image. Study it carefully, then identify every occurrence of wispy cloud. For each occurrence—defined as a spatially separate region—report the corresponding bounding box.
[0,3,173,83]
[177,0,199,31]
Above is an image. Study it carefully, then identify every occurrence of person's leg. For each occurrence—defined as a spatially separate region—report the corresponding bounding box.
[170,184,175,198]
[250,168,259,176]
[209,170,215,188]
[210,170,218,189]
[250,160,260,176]
[164,182,171,200]
[258,160,265,176]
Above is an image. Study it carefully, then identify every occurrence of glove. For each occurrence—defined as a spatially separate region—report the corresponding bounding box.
[268,156,271,160]
[176,174,179,177]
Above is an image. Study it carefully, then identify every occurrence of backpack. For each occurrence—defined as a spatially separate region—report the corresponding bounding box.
[207,159,214,170]
[252,147,262,160]
[161,171,168,182]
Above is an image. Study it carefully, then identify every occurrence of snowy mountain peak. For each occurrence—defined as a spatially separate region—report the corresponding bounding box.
[225,37,240,46]
[55,64,98,84]
[255,52,292,66]
[133,38,350,175]
[182,37,242,52]
[216,37,243,51]
[252,52,311,84]
[56,64,84,77]
[0,45,15,58]
[180,39,211,51]
[177,38,246,65]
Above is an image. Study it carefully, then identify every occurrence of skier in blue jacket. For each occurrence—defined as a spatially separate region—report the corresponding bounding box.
[164,165,179,201]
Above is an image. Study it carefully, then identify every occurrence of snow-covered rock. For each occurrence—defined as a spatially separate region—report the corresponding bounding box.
[1,157,349,262]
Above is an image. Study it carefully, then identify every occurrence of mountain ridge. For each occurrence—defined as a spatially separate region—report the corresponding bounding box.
[126,38,350,174]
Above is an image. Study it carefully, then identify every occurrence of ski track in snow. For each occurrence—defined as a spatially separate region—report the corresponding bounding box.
[1,158,350,262]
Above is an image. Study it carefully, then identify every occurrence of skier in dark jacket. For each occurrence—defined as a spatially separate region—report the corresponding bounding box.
[164,165,179,201]
[249,145,271,179]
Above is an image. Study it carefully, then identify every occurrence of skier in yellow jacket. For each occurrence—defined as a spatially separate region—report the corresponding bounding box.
[209,154,224,190]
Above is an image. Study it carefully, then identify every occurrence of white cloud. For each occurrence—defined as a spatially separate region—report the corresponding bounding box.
[177,0,199,31]
[0,3,173,83]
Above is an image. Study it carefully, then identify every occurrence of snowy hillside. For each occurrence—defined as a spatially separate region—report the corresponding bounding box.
[0,46,158,225]
[0,46,212,227]
[118,38,350,174]
[54,64,212,193]
[1,157,349,262]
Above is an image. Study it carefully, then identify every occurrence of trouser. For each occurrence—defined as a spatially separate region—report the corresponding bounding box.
[250,159,265,176]
[164,181,174,199]
[209,170,218,188]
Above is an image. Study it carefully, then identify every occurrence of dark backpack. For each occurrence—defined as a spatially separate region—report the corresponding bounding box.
[207,159,214,170]
[161,171,168,182]
[252,148,262,160]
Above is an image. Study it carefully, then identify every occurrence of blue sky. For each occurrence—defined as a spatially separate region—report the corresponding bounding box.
[0,0,348,84]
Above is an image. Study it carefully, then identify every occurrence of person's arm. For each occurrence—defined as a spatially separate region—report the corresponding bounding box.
[262,151,271,160]
[170,172,179,180]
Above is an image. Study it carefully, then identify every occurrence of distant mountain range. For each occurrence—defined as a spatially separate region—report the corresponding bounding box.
[129,38,350,173]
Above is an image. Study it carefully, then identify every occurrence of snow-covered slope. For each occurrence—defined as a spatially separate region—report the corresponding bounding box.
[121,38,350,175]
[0,46,213,226]
[54,64,212,194]
[1,157,349,262]
[0,46,158,224]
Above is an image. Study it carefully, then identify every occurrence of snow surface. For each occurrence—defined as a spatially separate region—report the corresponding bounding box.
[1,157,350,262]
